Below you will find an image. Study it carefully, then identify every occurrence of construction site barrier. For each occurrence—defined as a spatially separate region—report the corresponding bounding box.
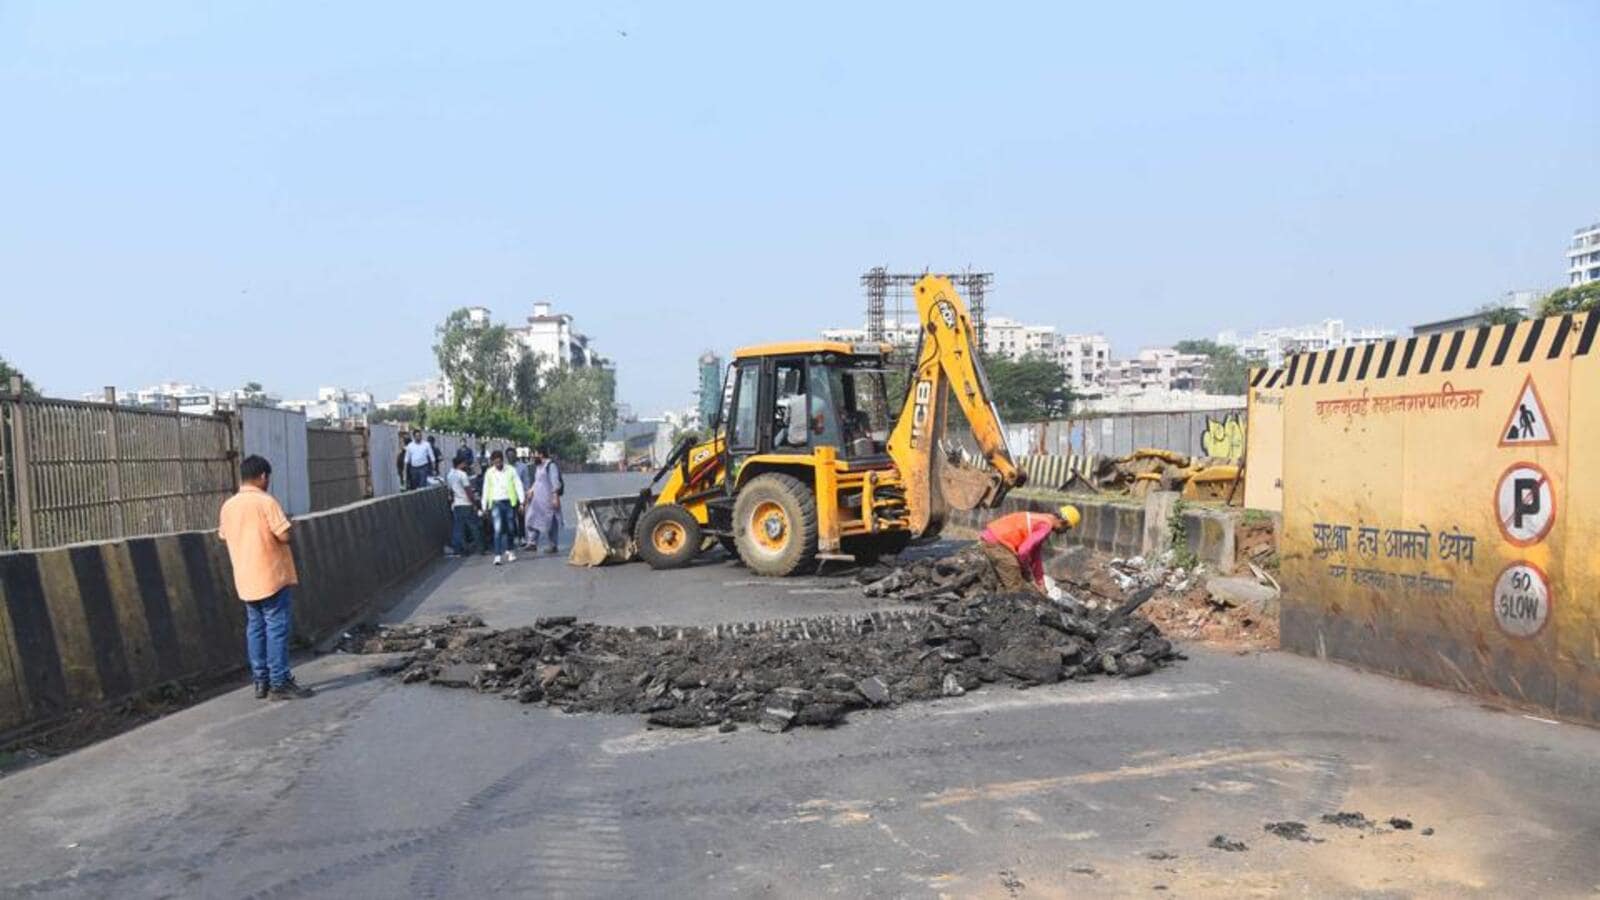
[1276,310,1599,723]
[1243,367,1286,512]
[0,487,449,736]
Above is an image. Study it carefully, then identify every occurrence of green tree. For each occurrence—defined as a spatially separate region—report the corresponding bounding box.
[432,308,515,410]
[370,404,419,425]
[1538,282,1600,316]
[1475,304,1526,326]
[0,357,37,396]
[532,366,617,443]
[1173,339,1249,395]
[235,380,275,407]
[981,353,1073,421]
[512,349,542,419]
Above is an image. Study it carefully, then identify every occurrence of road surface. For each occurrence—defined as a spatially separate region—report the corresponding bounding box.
[2,474,1598,897]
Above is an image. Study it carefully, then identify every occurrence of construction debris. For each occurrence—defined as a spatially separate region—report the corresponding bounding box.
[344,548,1180,734]
[1058,449,1241,503]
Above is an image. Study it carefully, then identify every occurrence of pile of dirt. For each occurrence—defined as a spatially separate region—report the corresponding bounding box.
[344,551,1181,734]
[1051,551,1278,650]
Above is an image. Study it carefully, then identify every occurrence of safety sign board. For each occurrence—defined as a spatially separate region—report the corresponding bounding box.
[1492,562,1551,639]
[1499,375,1555,447]
[1495,462,1555,546]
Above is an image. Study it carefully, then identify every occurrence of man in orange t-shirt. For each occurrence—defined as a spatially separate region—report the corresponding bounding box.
[979,505,1081,593]
[218,455,313,700]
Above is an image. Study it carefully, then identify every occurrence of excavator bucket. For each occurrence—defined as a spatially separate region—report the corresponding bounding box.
[568,493,647,566]
[938,460,1005,511]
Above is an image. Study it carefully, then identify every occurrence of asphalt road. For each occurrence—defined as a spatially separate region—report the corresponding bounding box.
[2,474,1598,897]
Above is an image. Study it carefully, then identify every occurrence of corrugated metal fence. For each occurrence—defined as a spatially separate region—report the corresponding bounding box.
[1004,408,1247,460]
[0,396,238,548]
[0,392,523,551]
[306,426,371,512]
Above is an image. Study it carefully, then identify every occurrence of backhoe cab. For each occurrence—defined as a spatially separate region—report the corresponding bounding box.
[570,275,1025,576]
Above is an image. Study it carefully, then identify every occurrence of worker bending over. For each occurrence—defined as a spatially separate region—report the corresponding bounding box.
[978,506,1081,593]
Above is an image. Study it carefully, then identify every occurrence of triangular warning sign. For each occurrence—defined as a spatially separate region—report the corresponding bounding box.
[1499,374,1555,447]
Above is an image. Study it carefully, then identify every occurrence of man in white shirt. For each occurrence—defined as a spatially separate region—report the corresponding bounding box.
[404,430,437,490]
[445,452,480,556]
[481,450,524,564]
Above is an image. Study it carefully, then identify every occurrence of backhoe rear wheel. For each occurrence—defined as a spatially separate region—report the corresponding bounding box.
[733,473,818,577]
[636,505,702,570]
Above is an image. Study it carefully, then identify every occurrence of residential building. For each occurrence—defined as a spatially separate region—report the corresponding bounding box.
[280,387,375,423]
[824,314,1111,393]
[978,318,1111,393]
[511,300,602,370]
[86,381,224,415]
[1102,348,1211,394]
[1216,319,1395,369]
[390,376,452,409]
[820,316,922,349]
[1568,221,1600,286]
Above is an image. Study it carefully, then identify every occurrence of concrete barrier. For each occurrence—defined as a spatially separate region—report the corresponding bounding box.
[948,492,1236,571]
[1277,310,1599,724]
[0,487,449,736]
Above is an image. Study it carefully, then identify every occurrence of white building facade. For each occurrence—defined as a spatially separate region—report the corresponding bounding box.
[1216,319,1395,369]
[1102,348,1211,394]
[512,301,601,370]
[1568,222,1600,286]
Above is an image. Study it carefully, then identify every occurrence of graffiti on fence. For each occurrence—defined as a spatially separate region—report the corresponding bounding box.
[1202,413,1245,459]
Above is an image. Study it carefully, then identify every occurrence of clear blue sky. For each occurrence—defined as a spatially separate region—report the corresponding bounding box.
[2,2,1594,413]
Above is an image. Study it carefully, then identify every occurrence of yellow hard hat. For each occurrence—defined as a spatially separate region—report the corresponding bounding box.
[1057,504,1081,529]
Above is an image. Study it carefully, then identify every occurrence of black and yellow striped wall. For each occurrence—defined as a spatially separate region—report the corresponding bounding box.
[0,487,450,736]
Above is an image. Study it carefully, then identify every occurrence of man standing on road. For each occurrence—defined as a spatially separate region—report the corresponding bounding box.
[446,451,481,556]
[218,455,314,700]
[525,447,564,554]
[404,430,436,490]
[978,506,1080,593]
[482,449,523,565]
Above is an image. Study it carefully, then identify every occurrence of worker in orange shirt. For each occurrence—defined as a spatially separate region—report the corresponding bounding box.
[978,505,1081,593]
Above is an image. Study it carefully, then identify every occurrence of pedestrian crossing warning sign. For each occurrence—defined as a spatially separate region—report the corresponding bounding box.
[1499,375,1555,447]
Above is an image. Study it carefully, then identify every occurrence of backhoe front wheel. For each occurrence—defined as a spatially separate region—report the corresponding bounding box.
[733,473,818,577]
[636,505,702,570]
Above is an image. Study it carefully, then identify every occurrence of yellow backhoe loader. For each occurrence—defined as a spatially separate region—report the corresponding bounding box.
[571,275,1026,576]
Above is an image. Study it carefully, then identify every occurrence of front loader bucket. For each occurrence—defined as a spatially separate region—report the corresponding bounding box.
[568,493,648,567]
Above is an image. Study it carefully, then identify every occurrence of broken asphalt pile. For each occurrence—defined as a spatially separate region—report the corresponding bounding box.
[343,547,1180,734]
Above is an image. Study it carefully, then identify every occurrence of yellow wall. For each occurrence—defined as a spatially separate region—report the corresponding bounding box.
[1243,367,1285,512]
[1279,312,1598,722]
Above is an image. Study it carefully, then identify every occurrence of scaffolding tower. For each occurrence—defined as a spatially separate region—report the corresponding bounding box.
[861,267,994,354]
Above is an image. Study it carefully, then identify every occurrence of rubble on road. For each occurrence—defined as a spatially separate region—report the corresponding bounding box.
[866,544,1277,649]
[343,549,1180,734]
[1072,552,1277,650]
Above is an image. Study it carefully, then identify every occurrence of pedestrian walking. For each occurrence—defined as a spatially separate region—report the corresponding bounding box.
[446,451,481,556]
[217,455,313,700]
[427,436,442,477]
[482,449,524,564]
[403,430,436,490]
[525,447,564,554]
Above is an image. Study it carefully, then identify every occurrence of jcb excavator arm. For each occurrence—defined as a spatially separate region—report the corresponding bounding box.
[886,275,1026,537]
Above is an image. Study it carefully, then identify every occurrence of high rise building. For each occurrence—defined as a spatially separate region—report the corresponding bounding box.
[1568,221,1600,286]
[697,351,723,429]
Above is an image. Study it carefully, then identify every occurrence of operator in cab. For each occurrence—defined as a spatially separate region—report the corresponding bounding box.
[978,506,1081,594]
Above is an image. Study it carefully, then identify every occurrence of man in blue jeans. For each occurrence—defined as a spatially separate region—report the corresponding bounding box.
[218,455,314,700]
[481,449,524,565]
[446,451,481,555]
